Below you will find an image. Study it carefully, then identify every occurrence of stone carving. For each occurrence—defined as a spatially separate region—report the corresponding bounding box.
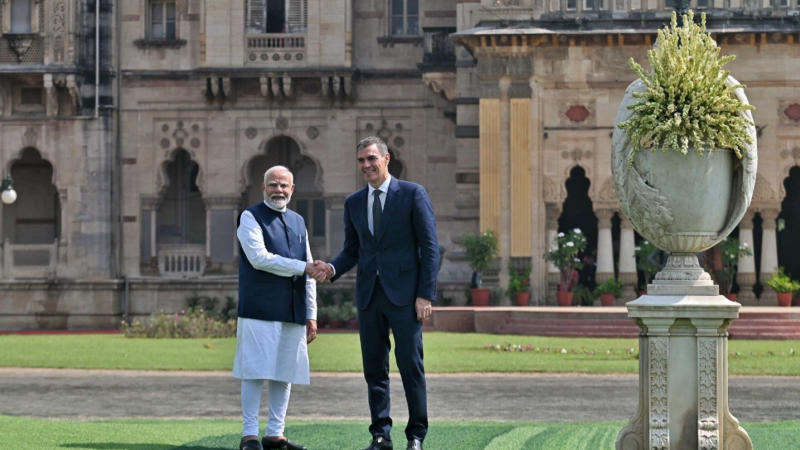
[22,126,38,148]
[649,337,669,450]
[51,0,66,63]
[652,253,712,283]
[612,77,757,253]
[597,177,617,202]
[543,176,563,203]
[752,174,776,202]
[698,337,719,450]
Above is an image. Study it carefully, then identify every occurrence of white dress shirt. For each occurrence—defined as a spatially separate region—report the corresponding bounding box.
[367,175,391,235]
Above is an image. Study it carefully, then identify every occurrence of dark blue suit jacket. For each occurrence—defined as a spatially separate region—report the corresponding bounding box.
[331,177,439,310]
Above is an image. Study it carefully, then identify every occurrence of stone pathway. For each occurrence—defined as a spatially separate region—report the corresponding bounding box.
[1,368,798,423]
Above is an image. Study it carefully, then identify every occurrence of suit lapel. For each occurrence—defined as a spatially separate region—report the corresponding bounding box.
[353,187,371,238]
[375,178,400,242]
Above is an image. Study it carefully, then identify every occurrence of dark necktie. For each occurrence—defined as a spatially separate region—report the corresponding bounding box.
[372,190,382,236]
[278,213,291,249]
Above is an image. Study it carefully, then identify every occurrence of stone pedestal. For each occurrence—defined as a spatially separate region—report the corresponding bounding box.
[617,254,752,450]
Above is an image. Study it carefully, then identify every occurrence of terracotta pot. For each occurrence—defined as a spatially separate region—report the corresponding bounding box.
[514,292,530,306]
[600,293,615,307]
[724,293,738,302]
[471,288,490,306]
[556,291,573,307]
[777,292,792,307]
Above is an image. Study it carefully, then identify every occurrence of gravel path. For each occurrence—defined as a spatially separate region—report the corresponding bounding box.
[1,368,798,423]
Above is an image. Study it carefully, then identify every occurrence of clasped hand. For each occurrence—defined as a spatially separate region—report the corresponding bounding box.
[305,260,333,282]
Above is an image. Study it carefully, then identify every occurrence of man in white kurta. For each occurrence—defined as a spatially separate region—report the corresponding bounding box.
[233,166,326,450]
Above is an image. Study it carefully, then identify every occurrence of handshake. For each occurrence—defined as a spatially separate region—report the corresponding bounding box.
[305,260,334,282]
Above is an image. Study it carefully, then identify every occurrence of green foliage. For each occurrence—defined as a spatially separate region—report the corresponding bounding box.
[572,284,594,306]
[506,264,530,296]
[634,239,662,288]
[617,10,755,166]
[545,229,587,291]
[593,278,623,298]
[462,230,498,273]
[186,294,237,321]
[121,307,237,338]
[765,267,800,293]
[714,237,753,294]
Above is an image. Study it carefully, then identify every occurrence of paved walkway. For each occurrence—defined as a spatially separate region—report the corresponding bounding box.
[1,368,799,423]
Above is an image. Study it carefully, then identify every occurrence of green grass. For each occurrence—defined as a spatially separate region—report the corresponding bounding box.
[2,332,800,375]
[0,416,796,450]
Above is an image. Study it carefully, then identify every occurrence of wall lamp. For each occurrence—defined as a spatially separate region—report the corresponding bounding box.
[1,175,17,205]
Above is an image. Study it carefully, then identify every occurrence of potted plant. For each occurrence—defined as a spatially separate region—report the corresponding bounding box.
[462,230,497,306]
[593,277,623,307]
[634,239,663,294]
[544,228,586,306]
[506,264,531,306]
[764,267,800,307]
[714,237,752,301]
[612,10,757,257]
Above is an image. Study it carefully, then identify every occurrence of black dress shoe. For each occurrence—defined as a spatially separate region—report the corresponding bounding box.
[240,437,264,450]
[364,436,393,450]
[261,437,307,450]
[406,439,423,450]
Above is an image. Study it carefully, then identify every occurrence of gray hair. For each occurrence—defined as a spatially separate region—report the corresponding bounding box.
[263,165,293,185]
[356,136,388,156]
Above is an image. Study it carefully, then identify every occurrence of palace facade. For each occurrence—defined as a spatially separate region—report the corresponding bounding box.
[2,0,800,329]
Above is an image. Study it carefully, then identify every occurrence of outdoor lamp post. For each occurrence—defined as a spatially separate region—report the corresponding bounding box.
[1,175,17,205]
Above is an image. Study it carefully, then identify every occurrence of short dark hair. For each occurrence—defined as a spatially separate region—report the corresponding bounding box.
[356,136,388,156]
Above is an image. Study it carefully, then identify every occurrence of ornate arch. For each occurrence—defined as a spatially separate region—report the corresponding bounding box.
[156,148,205,198]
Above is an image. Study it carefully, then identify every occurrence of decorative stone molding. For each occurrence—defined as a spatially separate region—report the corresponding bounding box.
[697,337,719,449]
[422,72,456,101]
[649,335,670,450]
[759,208,779,228]
[543,176,564,203]
[597,178,617,202]
[595,208,615,223]
[752,174,776,202]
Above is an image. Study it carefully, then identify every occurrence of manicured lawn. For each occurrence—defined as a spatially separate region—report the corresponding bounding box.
[0,416,796,450]
[2,332,800,375]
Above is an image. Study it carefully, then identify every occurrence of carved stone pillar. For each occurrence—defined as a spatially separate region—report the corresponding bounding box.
[759,208,780,305]
[596,208,615,286]
[545,203,560,305]
[619,215,638,300]
[617,255,752,450]
[736,210,757,305]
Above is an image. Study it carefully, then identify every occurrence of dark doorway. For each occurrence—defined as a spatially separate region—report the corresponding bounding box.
[558,166,598,291]
[777,166,800,281]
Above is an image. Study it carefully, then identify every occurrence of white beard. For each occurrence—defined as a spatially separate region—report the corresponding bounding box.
[265,192,290,210]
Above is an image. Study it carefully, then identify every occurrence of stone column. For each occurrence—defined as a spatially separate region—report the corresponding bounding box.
[139,195,160,276]
[736,210,757,305]
[545,203,560,305]
[617,254,752,450]
[619,215,638,300]
[759,208,780,305]
[497,76,511,306]
[596,208,615,285]
[204,195,241,275]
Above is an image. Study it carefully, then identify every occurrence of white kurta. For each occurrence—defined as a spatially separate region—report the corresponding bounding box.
[232,202,316,384]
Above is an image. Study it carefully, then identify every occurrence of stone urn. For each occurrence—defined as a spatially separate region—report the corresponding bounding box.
[612,75,757,450]
[611,76,757,257]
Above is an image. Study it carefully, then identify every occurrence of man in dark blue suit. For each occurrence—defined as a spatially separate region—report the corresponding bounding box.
[322,136,439,450]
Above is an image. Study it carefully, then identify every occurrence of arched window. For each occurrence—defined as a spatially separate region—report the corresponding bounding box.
[157,149,205,245]
[3,148,59,244]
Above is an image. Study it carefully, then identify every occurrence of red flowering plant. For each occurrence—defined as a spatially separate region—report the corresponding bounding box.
[544,228,587,292]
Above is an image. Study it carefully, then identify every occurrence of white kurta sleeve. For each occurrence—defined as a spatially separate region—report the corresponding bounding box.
[304,233,317,321]
[237,210,307,277]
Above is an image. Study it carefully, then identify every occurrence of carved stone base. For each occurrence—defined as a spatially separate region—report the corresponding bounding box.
[617,255,752,450]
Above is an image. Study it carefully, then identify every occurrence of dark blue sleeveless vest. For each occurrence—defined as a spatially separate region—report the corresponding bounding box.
[238,202,308,325]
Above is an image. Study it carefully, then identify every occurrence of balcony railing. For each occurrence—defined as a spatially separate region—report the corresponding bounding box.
[158,244,206,278]
[245,33,306,65]
[2,238,58,279]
